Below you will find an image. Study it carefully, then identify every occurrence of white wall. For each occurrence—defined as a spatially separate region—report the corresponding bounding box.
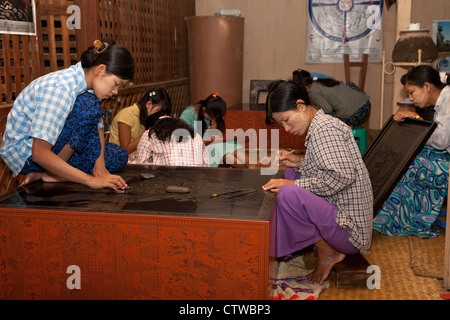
[195,0,450,130]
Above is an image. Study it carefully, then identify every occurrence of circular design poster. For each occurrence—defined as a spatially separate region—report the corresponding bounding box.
[306,0,383,63]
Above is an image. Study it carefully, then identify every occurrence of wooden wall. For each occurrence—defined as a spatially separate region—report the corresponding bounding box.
[0,0,195,194]
[0,0,195,105]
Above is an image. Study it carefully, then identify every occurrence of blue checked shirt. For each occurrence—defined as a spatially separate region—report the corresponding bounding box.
[0,62,87,176]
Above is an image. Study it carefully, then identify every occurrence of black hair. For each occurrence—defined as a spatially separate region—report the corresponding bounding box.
[265,80,311,125]
[148,115,195,143]
[401,65,449,90]
[197,93,226,134]
[292,69,340,88]
[137,87,172,126]
[80,39,135,80]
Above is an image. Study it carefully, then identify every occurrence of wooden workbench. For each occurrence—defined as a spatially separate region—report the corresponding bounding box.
[0,165,282,300]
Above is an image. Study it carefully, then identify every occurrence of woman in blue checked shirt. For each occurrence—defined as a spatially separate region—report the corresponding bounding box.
[262,80,373,285]
[0,39,134,191]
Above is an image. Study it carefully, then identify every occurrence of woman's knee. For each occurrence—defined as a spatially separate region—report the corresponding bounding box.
[105,142,128,172]
[277,184,299,200]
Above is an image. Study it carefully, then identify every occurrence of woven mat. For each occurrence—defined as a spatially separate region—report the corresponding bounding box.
[408,234,445,279]
[319,231,444,300]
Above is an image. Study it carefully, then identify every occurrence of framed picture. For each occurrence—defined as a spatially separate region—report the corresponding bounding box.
[433,20,450,72]
[0,0,36,35]
[363,116,437,216]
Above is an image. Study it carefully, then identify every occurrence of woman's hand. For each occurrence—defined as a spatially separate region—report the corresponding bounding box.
[93,157,109,178]
[278,149,302,168]
[393,111,421,122]
[86,174,128,191]
[262,178,295,192]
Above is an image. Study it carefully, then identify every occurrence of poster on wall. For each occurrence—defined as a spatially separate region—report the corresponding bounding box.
[432,20,450,72]
[0,0,36,35]
[305,0,383,63]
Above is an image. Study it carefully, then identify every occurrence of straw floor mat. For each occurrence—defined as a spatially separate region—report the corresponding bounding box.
[315,229,447,300]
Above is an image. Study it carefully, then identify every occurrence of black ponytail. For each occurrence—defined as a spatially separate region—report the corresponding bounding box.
[197,93,226,134]
[81,39,135,81]
[137,88,172,126]
[148,115,195,142]
[265,80,311,125]
[401,65,448,90]
[292,69,340,88]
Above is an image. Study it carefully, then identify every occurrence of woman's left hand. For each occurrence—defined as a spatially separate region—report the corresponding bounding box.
[93,157,109,178]
[262,178,295,192]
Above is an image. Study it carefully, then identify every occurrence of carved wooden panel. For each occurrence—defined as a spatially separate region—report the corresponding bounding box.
[0,209,271,300]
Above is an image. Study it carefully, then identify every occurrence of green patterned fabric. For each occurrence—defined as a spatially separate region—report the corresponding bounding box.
[374,146,449,238]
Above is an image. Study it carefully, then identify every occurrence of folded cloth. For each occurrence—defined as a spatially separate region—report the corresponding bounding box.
[269,255,329,300]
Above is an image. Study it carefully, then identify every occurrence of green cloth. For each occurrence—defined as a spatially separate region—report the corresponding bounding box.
[180,106,243,167]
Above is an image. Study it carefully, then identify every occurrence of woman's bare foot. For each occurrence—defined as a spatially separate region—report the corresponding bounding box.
[306,238,346,285]
[20,171,66,187]
[20,172,43,187]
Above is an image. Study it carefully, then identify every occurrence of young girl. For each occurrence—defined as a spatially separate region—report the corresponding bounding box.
[292,69,371,127]
[0,39,135,191]
[374,65,450,238]
[179,93,246,167]
[136,112,209,167]
[109,87,172,163]
[262,80,373,285]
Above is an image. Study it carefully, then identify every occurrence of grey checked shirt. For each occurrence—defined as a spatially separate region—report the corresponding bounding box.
[295,110,373,254]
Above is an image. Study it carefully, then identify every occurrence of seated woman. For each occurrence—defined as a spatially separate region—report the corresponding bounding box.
[374,65,450,238]
[292,69,371,127]
[179,93,249,168]
[109,87,172,163]
[262,80,373,285]
[0,39,134,191]
[136,112,209,167]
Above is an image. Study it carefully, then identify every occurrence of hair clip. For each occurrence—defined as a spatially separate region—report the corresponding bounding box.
[293,69,302,75]
[93,40,109,54]
[149,91,156,97]
[212,93,219,98]
[159,115,171,120]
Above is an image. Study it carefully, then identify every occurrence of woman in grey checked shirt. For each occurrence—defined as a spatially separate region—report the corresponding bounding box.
[263,80,373,285]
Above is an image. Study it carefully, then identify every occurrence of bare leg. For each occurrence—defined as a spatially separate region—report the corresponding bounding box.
[57,144,75,162]
[41,171,68,183]
[306,237,346,285]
